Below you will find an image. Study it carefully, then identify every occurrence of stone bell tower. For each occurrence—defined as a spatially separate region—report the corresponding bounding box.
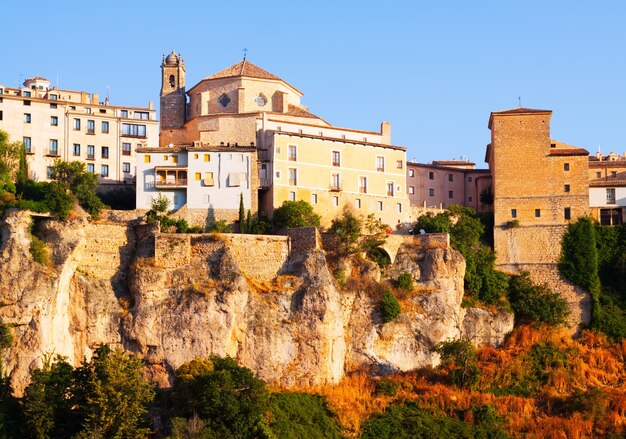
[160,50,186,130]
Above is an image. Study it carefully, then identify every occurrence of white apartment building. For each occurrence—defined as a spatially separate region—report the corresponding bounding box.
[0,76,158,185]
[136,144,256,219]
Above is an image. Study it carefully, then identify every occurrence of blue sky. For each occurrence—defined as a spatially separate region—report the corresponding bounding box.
[2,1,625,166]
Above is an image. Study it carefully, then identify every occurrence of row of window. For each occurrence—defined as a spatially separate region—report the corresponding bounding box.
[285,145,402,171]
[596,170,620,178]
[46,164,126,178]
[24,137,132,158]
[288,190,403,213]
[144,152,245,164]
[284,169,399,196]
[73,119,109,134]
[510,208,572,220]
[406,169,475,182]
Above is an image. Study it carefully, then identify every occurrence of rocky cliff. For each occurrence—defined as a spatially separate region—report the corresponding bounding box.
[0,210,513,394]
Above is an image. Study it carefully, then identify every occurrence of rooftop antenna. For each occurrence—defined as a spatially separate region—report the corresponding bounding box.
[518,96,521,107]
[243,47,248,60]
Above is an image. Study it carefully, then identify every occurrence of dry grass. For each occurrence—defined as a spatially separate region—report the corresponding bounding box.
[300,326,626,438]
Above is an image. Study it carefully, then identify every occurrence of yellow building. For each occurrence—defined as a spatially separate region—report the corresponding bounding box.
[0,76,158,185]
[157,52,410,228]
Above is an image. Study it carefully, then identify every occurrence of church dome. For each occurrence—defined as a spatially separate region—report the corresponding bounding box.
[165,51,179,65]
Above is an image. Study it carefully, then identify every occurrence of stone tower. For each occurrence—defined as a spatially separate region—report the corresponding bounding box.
[160,51,186,130]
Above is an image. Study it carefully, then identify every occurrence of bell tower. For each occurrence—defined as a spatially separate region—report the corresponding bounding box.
[160,51,186,130]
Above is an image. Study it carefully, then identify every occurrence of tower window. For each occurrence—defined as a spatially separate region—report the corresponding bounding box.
[169,75,175,87]
[564,207,571,220]
[564,163,570,171]
[218,94,230,107]
[564,184,570,193]
[535,209,541,218]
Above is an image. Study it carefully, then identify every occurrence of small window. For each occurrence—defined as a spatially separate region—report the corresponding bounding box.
[101,165,109,177]
[564,163,570,171]
[102,121,109,133]
[396,160,403,169]
[120,110,128,118]
[551,143,557,148]
[99,109,106,114]
[387,182,394,197]
[24,113,31,123]
[564,207,571,220]
[448,173,454,182]
[449,190,454,199]
[73,118,81,130]
[359,176,367,193]
[429,188,435,197]
[144,155,151,163]
[311,194,317,204]
[23,137,32,153]
[85,108,92,114]
[87,164,94,174]
[356,199,361,208]
[172,155,178,164]
[0,110,3,120]
[204,154,210,162]
[408,186,415,194]
[288,168,297,186]
[123,162,131,173]
[607,188,616,204]
[428,171,434,180]
[288,145,297,161]
[511,209,517,218]
[122,143,131,156]
[535,209,541,218]
[409,169,414,177]
[87,145,95,159]
[468,196,473,202]
[49,139,58,155]
[195,172,201,180]
[376,156,385,172]
[50,116,58,126]
[332,151,340,167]
[193,153,199,159]
[101,146,109,159]
[46,167,54,179]
[87,120,95,134]
[596,171,601,178]
[23,100,31,106]
[397,203,402,213]
[564,184,570,193]
[23,91,31,97]
[289,191,296,201]
[611,171,617,178]
[333,196,339,207]
[73,144,80,156]
[467,176,473,182]
[377,201,383,211]
[50,103,57,109]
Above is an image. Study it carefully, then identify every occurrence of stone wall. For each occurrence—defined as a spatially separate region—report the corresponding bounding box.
[495,224,567,265]
[499,262,591,333]
[77,223,136,283]
[154,233,290,281]
[285,227,321,253]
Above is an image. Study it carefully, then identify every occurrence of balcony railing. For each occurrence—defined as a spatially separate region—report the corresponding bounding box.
[330,184,342,192]
[87,154,95,160]
[155,179,187,188]
[359,187,367,194]
[259,178,271,188]
[257,149,270,161]
[46,149,59,157]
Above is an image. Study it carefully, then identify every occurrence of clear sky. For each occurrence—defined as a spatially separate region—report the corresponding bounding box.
[2,1,624,166]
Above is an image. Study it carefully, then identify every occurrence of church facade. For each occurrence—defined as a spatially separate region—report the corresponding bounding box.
[137,52,410,227]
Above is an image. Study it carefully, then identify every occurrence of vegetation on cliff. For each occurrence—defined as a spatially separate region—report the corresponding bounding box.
[560,217,626,339]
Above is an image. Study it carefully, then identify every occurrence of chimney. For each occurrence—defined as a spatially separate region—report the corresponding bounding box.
[149,101,154,110]
[91,93,99,105]
[80,92,89,104]
[381,121,391,144]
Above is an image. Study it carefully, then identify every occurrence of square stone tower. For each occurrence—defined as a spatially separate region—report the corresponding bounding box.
[486,108,589,267]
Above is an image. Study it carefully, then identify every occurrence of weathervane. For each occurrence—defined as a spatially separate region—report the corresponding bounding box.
[243,48,248,60]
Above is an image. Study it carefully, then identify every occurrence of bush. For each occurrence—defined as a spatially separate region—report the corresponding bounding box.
[381,289,401,323]
[433,339,480,388]
[264,392,343,439]
[207,219,231,233]
[329,208,362,255]
[396,272,413,291]
[375,378,399,396]
[43,182,74,220]
[560,387,607,421]
[367,247,391,268]
[151,193,170,213]
[249,212,271,234]
[508,271,569,326]
[29,235,48,265]
[272,200,320,229]
[413,213,452,234]
[559,217,600,293]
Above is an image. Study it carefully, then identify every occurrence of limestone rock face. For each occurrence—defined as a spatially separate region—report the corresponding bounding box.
[0,211,514,394]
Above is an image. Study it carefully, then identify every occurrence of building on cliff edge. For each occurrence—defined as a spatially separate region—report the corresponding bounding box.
[136,51,410,227]
[0,76,158,186]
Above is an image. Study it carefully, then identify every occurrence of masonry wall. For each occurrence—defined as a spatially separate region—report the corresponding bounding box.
[77,223,136,283]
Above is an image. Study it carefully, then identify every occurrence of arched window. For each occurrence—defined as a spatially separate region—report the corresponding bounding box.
[169,75,175,87]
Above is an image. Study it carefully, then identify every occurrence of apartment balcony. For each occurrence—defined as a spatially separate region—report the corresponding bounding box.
[330,184,342,192]
[257,149,270,161]
[259,178,271,188]
[155,167,188,188]
[45,149,59,157]
[87,154,95,160]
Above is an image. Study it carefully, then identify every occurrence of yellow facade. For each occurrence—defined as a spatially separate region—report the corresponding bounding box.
[271,133,409,227]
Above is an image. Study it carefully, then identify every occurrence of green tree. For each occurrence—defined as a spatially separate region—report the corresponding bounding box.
[238,193,245,233]
[51,160,104,218]
[508,271,569,326]
[246,210,252,234]
[23,356,78,439]
[171,356,269,438]
[433,339,480,388]
[74,345,155,438]
[151,192,170,213]
[559,217,600,294]
[329,208,362,255]
[381,289,401,323]
[272,200,320,229]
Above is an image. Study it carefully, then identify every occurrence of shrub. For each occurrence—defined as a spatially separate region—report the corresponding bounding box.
[508,271,569,326]
[207,219,231,233]
[381,289,401,323]
[367,247,391,268]
[413,213,452,234]
[272,200,320,229]
[264,392,343,439]
[560,387,607,421]
[329,208,362,255]
[18,199,48,213]
[396,272,413,291]
[375,378,399,396]
[433,338,480,388]
[559,217,600,293]
[43,182,74,220]
[29,235,48,265]
[333,267,347,288]
[249,212,271,234]
[151,193,170,213]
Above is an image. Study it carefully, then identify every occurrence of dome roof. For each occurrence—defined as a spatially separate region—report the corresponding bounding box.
[165,51,179,65]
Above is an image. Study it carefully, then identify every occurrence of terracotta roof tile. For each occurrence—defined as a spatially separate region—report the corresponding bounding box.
[432,160,476,166]
[491,107,552,115]
[204,60,282,81]
[285,104,320,119]
[548,148,589,156]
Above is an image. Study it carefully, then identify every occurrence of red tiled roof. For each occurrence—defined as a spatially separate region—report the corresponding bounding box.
[548,148,589,156]
[432,160,476,166]
[590,178,626,187]
[204,60,282,81]
[491,107,552,115]
[285,104,320,119]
